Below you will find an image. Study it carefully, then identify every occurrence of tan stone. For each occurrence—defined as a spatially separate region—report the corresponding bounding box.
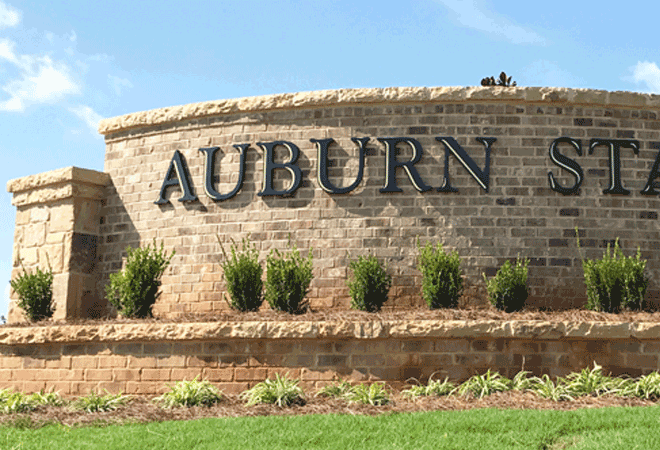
[98,87,659,135]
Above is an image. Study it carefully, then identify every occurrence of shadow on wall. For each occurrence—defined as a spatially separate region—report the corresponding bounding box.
[94,179,141,319]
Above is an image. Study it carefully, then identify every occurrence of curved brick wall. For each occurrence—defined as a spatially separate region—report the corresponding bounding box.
[95,86,660,316]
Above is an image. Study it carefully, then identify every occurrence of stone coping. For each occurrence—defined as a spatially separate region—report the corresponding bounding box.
[6,166,111,194]
[97,86,660,136]
[1,320,660,345]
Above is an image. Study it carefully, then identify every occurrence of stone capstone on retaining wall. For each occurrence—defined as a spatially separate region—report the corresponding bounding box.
[98,87,660,135]
[2,320,660,396]
[3,320,660,344]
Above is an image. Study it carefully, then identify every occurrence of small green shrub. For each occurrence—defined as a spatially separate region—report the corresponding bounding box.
[28,390,65,407]
[456,370,511,398]
[315,379,353,398]
[154,377,223,408]
[402,377,456,398]
[218,236,263,312]
[344,383,390,406]
[72,390,131,413]
[562,362,621,397]
[417,240,463,309]
[10,262,53,322]
[265,243,313,314]
[0,390,37,414]
[105,240,174,318]
[578,233,649,313]
[529,375,574,402]
[347,254,391,312]
[240,373,305,407]
[622,372,660,400]
[484,257,529,312]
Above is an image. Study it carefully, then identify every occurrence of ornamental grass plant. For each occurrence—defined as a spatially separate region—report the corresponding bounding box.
[71,390,131,413]
[347,254,391,312]
[417,240,463,309]
[154,377,223,408]
[218,235,263,312]
[240,373,305,407]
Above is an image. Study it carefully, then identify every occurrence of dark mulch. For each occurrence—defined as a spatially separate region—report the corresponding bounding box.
[0,392,656,428]
[5,307,660,328]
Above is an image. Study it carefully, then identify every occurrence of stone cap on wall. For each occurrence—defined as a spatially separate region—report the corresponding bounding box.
[2,320,660,345]
[7,166,111,207]
[98,86,660,136]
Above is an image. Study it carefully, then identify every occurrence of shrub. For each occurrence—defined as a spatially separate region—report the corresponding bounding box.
[529,375,574,402]
[218,236,263,312]
[344,383,390,406]
[10,262,53,322]
[0,390,37,414]
[105,240,174,318]
[417,240,463,309]
[265,243,313,314]
[456,370,511,398]
[315,379,353,398]
[154,377,223,408]
[347,254,391,312]
[402,377,456,398]
[562,362,621,397]
[240,373,305,407]
[578,233,648,313]
[72,390,131,413]
[484,257,529,312]
[622,372,660,400]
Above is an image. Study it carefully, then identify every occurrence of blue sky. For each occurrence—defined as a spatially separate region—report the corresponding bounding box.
[1,0,659,319]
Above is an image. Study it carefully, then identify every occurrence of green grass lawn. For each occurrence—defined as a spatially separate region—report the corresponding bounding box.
[2,406,660,449]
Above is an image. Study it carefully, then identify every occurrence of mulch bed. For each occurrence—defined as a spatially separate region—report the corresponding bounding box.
[0,392,656,428]
[5,307,660,328]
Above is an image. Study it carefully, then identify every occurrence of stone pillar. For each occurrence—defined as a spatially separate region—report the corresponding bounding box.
[7,167,110,322]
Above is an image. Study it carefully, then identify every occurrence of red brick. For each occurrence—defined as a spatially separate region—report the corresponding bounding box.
[98,356,128,369]
[171,368,204,381]
[112,369,141,381]
[142,368,172,381]
[214,382,249,395]
[86,369,113,381]
[235,368,267,382]
[97,381,126,394]
[202,368,233,382]
[71,356,98,369]
[156,355,186,368]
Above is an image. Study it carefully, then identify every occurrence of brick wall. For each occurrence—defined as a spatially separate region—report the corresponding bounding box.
[96,87,660,316]
[1,320,658,395]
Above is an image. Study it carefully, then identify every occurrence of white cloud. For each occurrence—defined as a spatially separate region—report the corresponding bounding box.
[108,74,133,96]
[0,38,81,111]
[69,104,103,135]
[627,61,660,93]
[0,1,20,29]
[434,0,546,45]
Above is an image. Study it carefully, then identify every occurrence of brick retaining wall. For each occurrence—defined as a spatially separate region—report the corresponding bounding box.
[1,320,659,396]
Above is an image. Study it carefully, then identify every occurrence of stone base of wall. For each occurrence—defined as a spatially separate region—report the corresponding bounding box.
[1,320,658,396]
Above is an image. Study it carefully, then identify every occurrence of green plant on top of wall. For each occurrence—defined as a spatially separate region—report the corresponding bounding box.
[484,256,529,313]
[576,229,648,313]
[218,235,263,312]
[265,241,313,314]
[105,240,175,318]
[347,254,391,312]
[10,258,54,322]
[417,239,463,309]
